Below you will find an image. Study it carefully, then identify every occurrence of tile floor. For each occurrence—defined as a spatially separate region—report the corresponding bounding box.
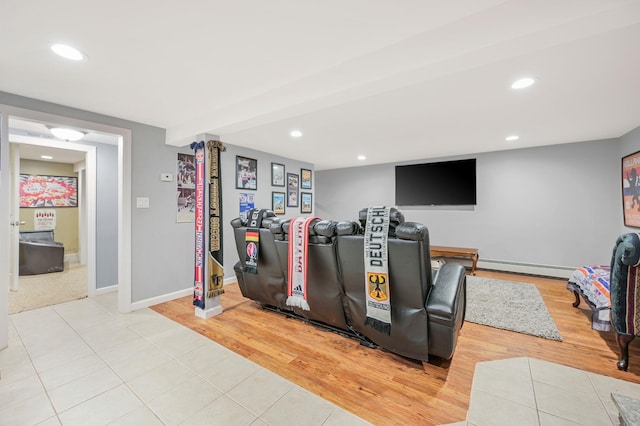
[456,357,640,426]
[0,293,370,426]
[4,294,640,426]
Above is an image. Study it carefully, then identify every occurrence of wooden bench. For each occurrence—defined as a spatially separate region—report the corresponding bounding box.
[430,245,479,275]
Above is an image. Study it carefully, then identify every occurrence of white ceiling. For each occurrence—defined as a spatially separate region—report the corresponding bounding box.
[2,0,639,170]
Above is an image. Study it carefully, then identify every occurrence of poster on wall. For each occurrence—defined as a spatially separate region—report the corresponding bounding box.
[20,174,77,207]
[34,209,56,230]
[177,153,196,223]
[622,150,640,227]
[239,193,255,221]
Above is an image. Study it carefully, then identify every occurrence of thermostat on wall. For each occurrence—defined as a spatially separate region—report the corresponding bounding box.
[160,173,173,182]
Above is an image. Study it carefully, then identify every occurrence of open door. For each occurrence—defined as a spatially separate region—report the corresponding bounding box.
[0,112,9,349]
[9,143,22,291]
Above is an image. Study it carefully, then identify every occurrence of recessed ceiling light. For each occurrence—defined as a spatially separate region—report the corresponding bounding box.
[357,155,366,161]
[290,130,303,138]
[51,43,85,61]
[50,127,85,141]
[511,78,535,89]
[40,155,53,160]
[505,135,520,141]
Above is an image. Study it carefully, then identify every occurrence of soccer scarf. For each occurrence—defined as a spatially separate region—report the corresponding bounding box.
[286,216,319,310]
[364,206,391,334]
[190,140,226,309]
[244,209,267,274]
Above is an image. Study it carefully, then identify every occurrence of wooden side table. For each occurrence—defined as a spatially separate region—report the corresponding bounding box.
[430,245,479,275]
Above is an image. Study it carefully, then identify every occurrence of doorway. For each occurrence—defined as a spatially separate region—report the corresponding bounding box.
[0,105,133,350]
[8,137,93,313]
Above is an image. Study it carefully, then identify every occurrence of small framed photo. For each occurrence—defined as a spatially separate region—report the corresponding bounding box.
[301,168,312,189]
[236,156,257,190]
[301,192,312,214]
[272,191,285,215]
[271,163,285,187]
[287,173,299,207]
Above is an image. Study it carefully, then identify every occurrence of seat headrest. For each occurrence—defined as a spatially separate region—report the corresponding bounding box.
[244,208,277,227]
[336,220,361,236]
[395,222,428,241]
[358,207,405,236]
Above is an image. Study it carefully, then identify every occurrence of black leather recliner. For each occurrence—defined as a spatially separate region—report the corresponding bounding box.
[19,230,65,275]
[231,208,467,363]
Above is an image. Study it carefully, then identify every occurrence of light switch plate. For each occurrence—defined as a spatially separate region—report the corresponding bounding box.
[136,197,150,208]
[160,173,173,182]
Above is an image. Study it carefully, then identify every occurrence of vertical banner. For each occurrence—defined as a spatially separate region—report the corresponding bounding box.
[190,140,226,310]
[190,141,206,309]
[207,140,225,299]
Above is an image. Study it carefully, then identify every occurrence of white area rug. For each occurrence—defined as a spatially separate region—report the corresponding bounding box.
[465,276,563,341]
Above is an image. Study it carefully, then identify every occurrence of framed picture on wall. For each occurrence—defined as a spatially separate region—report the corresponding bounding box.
[622,150,640,227]
[19,174,78,207]
[301,168,312,189]
[301,192,312,214]
[236,155,257,190]
[272,191,285,215]
[271,162,285,187]
[287,173,299,207]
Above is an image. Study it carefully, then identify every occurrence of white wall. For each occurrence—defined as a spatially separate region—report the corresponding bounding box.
[316,138,621,270]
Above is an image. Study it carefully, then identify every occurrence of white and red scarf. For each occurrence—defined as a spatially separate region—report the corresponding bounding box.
[286,217,319,311]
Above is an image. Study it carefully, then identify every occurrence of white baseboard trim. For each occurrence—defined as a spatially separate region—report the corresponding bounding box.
[130,276,238,311]
[64,253,80,264]
[477,259,575,279]
[96,285,117,296]
[131,287,193,311]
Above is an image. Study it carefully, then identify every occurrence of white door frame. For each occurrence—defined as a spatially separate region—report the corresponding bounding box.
[9,136,97,295]
[0,106,132,341]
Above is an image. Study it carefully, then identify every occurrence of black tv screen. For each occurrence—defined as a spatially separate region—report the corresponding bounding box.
[395,159,476,206]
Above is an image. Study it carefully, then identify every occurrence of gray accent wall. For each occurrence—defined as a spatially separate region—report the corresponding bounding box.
[219,142,314,278]
[91,141,118,288]
[316,139,621,269]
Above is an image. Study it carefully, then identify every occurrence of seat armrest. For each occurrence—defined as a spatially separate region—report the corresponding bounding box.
[426,263,466,319]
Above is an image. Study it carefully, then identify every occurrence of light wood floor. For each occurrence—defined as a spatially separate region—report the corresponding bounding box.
[151,270,640,425]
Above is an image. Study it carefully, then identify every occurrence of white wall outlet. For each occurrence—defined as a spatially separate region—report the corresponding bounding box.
[160,173,173,182]
[136,197,150,208]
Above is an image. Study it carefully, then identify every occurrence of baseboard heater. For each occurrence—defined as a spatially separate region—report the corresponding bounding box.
[476,258,574,279]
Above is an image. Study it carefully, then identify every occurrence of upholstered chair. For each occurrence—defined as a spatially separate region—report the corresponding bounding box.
[610,232,640,371]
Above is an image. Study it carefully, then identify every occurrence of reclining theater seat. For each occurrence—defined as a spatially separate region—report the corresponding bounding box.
[230,207,467,363]
[231,210,288,309]
[272,219,350,330]
[336,208,466,361]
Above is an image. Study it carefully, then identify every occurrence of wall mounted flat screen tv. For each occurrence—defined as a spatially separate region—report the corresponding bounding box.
[395,159,476,206]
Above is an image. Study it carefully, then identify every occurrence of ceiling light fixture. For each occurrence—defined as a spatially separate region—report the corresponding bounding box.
[290,130,303,138]
[51,43,86,61]
[505,135,520,141]
[41,155,53,160]
[49,127,85,141]
[357,155,366,161]
[511,77,535,90]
